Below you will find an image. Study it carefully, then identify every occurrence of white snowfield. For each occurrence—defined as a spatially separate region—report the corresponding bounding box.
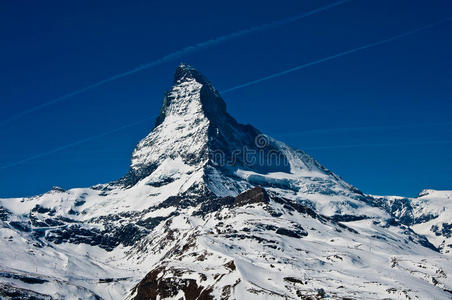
[0,64,451,299]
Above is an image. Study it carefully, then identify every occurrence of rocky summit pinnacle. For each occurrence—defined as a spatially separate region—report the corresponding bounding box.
[155,63,227,129]
[173,62,208,84]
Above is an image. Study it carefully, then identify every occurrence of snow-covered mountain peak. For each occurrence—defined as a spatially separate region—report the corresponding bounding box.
[121,65,304,193]
[117,64,377,218]
[1,64,452,299]
[122,64,226,187]
[155,63,227,127]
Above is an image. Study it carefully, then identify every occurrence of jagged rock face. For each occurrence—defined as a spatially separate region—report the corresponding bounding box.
[234,186,269,206]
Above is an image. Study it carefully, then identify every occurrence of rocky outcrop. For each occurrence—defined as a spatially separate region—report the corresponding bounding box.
[130,267,214,300]
[234,186,269,206]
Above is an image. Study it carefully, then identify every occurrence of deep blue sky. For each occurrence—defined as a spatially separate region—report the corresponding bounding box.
[1,0,451,198]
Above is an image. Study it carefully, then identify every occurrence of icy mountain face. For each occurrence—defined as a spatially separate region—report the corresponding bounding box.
[0,64,451,299]
[373,189,452,255]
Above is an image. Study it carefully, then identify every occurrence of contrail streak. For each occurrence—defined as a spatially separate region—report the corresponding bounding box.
[222,16,452,94]
[2,16,451,170]
[0,0,351,127]
[0,117,154,170]
[275,121,452,137]
[302,140,452,150]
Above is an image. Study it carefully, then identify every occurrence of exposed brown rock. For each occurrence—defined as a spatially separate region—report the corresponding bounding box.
[234,186,269,207]
[131,267,214,300]
[224,260,236,271]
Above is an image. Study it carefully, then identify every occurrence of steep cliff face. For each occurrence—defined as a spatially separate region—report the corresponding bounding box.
[0,64,451,299]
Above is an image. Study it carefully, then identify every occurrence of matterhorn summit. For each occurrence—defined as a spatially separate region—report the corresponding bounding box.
[122,63,369,215]
[0,64,451,299]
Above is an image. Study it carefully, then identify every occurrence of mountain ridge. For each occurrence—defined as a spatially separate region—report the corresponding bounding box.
[0,64,451,299]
